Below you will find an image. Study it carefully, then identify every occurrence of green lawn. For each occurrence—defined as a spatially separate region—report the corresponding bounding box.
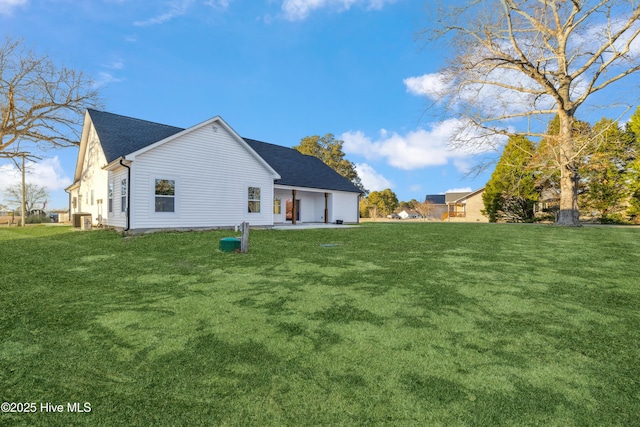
[1,223,639,426]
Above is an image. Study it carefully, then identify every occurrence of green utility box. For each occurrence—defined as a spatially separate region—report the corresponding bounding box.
[219,237,241,252]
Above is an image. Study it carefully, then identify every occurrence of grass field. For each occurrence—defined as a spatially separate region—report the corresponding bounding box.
[1,223,639,426]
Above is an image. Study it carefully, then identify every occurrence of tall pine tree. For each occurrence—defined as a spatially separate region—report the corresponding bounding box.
[581,118,635,221]
[624,107,640,222]
[483,135,538,222]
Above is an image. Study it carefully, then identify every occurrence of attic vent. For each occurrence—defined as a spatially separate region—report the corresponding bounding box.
[212,125,218,132]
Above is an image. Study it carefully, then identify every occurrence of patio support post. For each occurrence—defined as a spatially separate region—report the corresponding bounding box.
[292,189,297,225]
[324,192,329,224]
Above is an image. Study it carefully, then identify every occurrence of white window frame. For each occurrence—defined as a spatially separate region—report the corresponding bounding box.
[108,182,113,213]
[121,179,127,213]
[248,187,261,213]
[154,178,177,214]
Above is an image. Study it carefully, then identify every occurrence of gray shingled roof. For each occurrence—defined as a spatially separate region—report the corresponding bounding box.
[88,109,361,194]
[445,192,472,203]
[88,109,184,163]
[244,138,361,193]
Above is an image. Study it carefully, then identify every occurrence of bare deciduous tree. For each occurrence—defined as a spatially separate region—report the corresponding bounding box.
[1,36,100,157]
[4,182,48,213]
[424,0,640,226]
[414,200,435,220]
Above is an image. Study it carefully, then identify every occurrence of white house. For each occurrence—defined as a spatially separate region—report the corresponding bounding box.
[66,109,362,232]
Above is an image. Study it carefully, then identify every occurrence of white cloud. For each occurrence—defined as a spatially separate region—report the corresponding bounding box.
[0,157,72,203]
[91,58,125,88]
[342,119,493,172]
[355,163,392,192]
[205,0,234,7]
[281,0,396,21]
[134,0,194,26]
[452,158,474,174]
[0,0,27,16]
[104,59,125,70]
[446,187,472,193]
[403,73,451,98]
[93,71,124,89]
[409,184,423,193]
[133,0,233,26]
[405,69,555,118]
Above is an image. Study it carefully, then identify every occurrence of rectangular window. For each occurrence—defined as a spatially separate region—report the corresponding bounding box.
[121,179,127,213]
[273,198,281,214]
[248,187,261,213]
[108,182,113,213]
[91,190,94,206]
[155,179,175,213]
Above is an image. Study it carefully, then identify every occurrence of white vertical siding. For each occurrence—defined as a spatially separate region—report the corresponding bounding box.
[274,186,359,224]
[332,191,359,223]
[107,168,129,228]
[273,190,288,223]
[303,193,325,223]
[75,125,109,225]
[129,125,275,230]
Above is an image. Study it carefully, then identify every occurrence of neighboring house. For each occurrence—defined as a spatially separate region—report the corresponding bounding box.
[424,189,488,222]
[534,187,560,219]
[66,109,362,232]
[444,188,488,222]
[423,194,448,220]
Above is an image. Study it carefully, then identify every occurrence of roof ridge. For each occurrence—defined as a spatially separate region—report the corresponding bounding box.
[87,108,185,131]
[243,137,294,150]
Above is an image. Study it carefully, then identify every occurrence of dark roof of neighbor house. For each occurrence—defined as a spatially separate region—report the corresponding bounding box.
[424,194,446,204]
[87,109,361,194]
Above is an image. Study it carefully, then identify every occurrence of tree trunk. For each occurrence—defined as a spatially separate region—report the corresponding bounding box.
[21,155,26,227]
[556,112,581,226]
[557,163,581,226]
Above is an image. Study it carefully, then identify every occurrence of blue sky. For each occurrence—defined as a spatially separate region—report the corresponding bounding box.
[1,0,637,210]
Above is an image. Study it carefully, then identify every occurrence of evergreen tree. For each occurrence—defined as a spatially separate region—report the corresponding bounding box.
[624,107,640,222]
[581,118,634,222]
[483,135,538,222]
